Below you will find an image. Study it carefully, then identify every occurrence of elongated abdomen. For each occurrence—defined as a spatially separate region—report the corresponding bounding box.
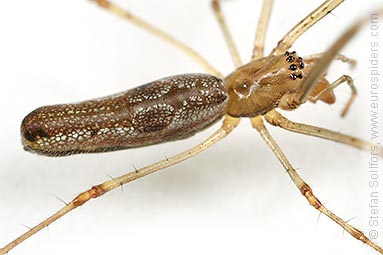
[21,74,227,156]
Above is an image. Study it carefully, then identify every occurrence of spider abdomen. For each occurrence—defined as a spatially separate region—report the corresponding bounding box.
[21,74,227,156]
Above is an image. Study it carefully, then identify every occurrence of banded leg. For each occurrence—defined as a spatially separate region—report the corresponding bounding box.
[211,0,242,67]
[251,0,273,60]
[0,116,240,255]
[90,0,222,77]
[250,116,383,254]
[310,75,356,117]
[271,0,344,55]
[264,110,383,156]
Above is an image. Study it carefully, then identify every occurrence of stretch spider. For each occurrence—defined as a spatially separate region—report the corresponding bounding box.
[0,0,382,254]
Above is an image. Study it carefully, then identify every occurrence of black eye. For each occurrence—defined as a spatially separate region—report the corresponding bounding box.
[299,62,305,69]
[290,74,297,80]
[289,64,297,70]
[284,51,290,56]
[297,73,303,79]
[286,56,295,62]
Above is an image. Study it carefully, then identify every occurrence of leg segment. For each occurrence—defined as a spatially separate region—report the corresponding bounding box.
[271,0,344,55]
[310,75,356,117]
[0,116,240,255]
[264,110,382,155]
[250,116,383,254]
[211,0,242,67]
[251,0,273,60]
[90,0,222,77]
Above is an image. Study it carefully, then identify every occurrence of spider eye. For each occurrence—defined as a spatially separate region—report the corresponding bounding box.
[286,56,295,62]
[289,64,297,70]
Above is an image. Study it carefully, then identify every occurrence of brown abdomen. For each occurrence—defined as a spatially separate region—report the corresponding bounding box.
[21,74,227,156]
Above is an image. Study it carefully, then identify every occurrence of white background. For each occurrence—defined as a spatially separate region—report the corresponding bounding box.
[0,0,381,255]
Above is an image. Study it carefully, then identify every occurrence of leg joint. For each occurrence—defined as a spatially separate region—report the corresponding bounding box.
[264,110,287,127]
[301,184,322,209]
[73,185,105,207]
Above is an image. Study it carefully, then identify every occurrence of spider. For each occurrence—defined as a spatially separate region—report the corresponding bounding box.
[0,0,382,255]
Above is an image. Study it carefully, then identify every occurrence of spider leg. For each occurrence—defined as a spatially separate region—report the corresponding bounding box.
[264,110,382,156]
[306,53,356,68]
[250,115,383,254]
[251,0,273,60]
[90,0,222,77]
[0,116,240,255]
[310,75,357,117]
[296,14,368,104]
[211,0,242,67]
[271,0,344,55]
